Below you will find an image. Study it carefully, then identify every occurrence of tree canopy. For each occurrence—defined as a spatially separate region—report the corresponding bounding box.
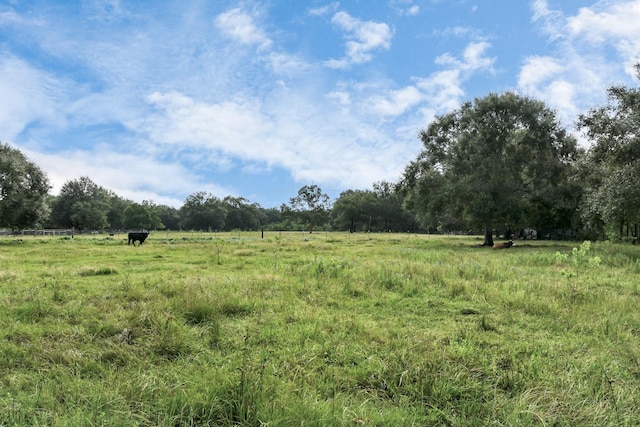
[179,192,227,231]
[123,201,164,230]
[223,196,265,231]
[577,64,640,240]
[50,177,112,230]
[285,185,331,233]
[332,182,417,232]
[398,92,579,245]
[0,143,51,230]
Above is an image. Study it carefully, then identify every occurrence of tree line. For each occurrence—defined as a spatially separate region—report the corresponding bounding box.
[0,169,415,234]
[2,65,639,241]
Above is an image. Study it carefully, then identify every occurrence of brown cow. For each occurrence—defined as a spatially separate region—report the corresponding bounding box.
[492,240,514,249]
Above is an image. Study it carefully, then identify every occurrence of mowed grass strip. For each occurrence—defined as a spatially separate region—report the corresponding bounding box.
[0,232,639,426]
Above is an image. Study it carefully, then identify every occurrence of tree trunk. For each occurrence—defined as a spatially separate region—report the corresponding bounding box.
[483,226,494,246]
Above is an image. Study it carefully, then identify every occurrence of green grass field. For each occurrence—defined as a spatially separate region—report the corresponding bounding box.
[1,232,639,426]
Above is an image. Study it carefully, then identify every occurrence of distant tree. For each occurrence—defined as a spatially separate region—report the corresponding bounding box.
[43,194,58,228]
[69,200,110,231]
[260,207,284,231]
[372,181,418,232]
[123,201,164,230]
[51,177,111,230]
[0,143,51,230]
[286,185,331,233]
[223,196,265,230]
[106,193,131,229]
[331,189,377,232]
[142,200,165,229]
[577,63,640,240]
[398,92,579,246]
[179,191,227,231]
[155,204,181,230]
[332,183,418,232]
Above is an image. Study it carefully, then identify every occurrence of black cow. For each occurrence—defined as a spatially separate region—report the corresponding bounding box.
[128,231,149,246]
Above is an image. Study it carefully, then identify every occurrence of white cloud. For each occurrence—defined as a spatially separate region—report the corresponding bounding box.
[308,2,339,17]
[521,1,640,126]
[390,0,420,16]
[568,2,640,42]
[25,146,216,207]
[434,40,494,72]
[324,11,393,68]
[135,86,420,194]
[530,0,566,40]
[368,86,423,116]
[0,56,62,141]
[215,7,272,50]
[0,9,38,26]
[264,51,311,76]
[567,1,640,73]
[407,6,420,16]
[335,37,494,136]
[415,69,465,112]
[462,41,495,71]
[518,56,564,90]
[436,26,477,38]
[142,91,272,162]
[325,90,351,107]
[545,80,577,114]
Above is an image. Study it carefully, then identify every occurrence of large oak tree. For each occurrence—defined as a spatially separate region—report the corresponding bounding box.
[0,143,51,230]
[398,92,579,246]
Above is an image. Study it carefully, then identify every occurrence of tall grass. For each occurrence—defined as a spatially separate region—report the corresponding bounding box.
[0,233,639,425]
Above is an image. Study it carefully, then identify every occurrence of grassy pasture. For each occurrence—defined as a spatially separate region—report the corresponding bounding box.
[0,232,639,426]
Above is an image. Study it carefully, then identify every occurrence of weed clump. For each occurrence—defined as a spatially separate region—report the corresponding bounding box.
[555,240,602,280]
[78,266,118,276]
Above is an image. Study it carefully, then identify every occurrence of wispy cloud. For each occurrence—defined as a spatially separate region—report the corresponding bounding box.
[567,1,640,72]
[390,0,420,16]
[324,11,393,68]
[342,38,495,142]
[520,0,640,126]
[462,41,495,71]
[308,2,339,17]
[215,6,273,50]
[530,0,566,40]
[367,86,424,116]
[518,56,564,92]
[568,1,640,39]
[25,146,214,207]
[0,55,62,141]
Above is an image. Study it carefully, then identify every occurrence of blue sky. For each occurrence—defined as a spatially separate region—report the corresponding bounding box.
[2,0,639,208]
